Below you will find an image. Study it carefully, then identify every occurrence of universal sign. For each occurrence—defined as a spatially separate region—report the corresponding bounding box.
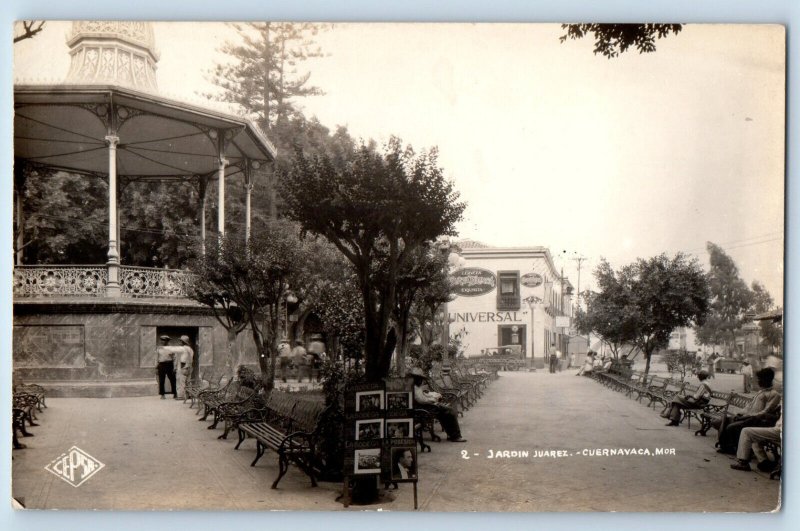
[450,267,496,297]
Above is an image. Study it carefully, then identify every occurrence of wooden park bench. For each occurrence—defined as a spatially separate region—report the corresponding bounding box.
[197,379,248,427]
[235,392,331,489]
[12,392,40,449]
[186,370,227,409]
[14,383,47,412]
[625,372,652,401]
[694,391,744,437]
[429,374,469,414]
[646,378,686,410]
[446,370,482,403]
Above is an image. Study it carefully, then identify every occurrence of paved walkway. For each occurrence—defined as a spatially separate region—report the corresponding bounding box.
[12,372,779,512]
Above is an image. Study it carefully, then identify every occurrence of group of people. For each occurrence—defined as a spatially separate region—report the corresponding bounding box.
[277,340,328,383]
[575,351,613,376]
[156,335,194,400]
[658,366,782,474]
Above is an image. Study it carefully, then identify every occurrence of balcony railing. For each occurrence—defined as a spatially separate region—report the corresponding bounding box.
[497,294,521,311]
[13,265,195,299]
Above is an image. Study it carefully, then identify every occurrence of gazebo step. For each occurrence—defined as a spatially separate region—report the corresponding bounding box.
[24,379,160,398]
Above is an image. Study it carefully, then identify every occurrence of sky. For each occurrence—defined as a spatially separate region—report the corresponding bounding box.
[13,21,786,304]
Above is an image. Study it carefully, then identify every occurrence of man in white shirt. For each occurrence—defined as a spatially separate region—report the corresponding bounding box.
[175,335,194,400]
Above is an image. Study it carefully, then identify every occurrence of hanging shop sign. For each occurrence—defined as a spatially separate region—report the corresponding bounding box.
[450,267,496,297]
[520,272,544,288]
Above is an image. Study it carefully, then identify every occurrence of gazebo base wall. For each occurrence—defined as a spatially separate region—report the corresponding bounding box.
[13,298,260,398]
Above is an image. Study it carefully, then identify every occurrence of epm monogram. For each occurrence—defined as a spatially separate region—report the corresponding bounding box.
[45,446,105,487]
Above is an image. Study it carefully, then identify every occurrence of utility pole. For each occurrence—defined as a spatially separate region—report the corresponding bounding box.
[571,255,587,318]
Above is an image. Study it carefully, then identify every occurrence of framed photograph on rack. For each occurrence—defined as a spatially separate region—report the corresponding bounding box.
[355,419,384,441]
[390,446,417,481]
[355,390,384,412]
[386,419,413,439]
[386,391,412,410]
[354,448,382,475]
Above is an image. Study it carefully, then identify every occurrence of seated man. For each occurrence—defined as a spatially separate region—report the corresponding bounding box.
[730,409,782,472]
[407,367,466,442]
[716,368,781,454]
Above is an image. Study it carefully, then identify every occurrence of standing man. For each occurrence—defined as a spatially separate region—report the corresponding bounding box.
[156,335,177,400]
[175,335,194,401]
[291,340,308,382]
[741,361,754,393]
[549,345,558,374]
[278,340,292,383]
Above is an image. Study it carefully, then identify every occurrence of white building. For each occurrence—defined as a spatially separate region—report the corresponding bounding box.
[447,241,573,367]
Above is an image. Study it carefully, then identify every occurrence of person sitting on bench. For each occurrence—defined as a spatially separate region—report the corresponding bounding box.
[407,368,466,443]
[716,368,781,454]
[660,370,711,426]
[730,409,782,473]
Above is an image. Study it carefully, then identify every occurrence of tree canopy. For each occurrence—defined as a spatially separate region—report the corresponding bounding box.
[280,138,465,381]
[560,23,683,58]
[695,242,754,354]
[579,254,709,375]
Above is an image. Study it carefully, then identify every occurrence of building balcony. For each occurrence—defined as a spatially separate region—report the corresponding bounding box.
[13,265,195,299]
[497,294,521,311]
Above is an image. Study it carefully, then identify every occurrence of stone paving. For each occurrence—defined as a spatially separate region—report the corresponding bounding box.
[11,371,780,512]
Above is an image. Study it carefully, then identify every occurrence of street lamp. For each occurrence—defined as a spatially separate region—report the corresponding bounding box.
[523,295,542,369]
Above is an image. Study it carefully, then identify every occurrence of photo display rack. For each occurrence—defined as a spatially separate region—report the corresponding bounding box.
[342,378,418,509]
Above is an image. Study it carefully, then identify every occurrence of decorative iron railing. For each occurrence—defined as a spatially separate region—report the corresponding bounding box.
[13,265,108,297]
[119,266,194,298]
[13,265,195,299]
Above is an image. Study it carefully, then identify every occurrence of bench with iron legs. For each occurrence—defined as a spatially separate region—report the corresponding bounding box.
[236,392,331,489]
[694,391,745,437]
[646,378,686,409]
[13,392,42,449]
[197,379,248,427]
[429,376,468,414]
[187,370,228,410]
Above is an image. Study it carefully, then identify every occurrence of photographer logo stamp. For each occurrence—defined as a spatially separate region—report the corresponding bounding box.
[44,446,105,487]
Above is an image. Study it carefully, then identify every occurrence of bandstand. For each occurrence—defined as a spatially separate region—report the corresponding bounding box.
[12,22,276,397]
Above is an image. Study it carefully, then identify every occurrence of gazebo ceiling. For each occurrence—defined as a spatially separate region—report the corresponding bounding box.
[14,84,276,179]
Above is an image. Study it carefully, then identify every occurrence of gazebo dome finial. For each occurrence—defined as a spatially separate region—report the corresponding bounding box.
[65,21,159,91]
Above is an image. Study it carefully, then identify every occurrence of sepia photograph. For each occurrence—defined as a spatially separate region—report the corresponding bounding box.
[386,392,412,411]
[386,419,413,439]
[391,447,418,481]
[353,449,382,475]
[355,420,383,441]
[355,391,384,413]
[9,20,784,512]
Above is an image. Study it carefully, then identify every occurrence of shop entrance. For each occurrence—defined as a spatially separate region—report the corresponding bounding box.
[498,324,526,357]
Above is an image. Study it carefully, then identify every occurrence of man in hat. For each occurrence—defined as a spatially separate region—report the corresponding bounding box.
[156,335,178,399]
[175,335,194,400]
[407,367,466,442]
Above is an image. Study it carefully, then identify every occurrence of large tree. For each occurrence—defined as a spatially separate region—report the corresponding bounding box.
[560,23,683,58]
[207,22,326,132]
[280,138,465,382]
[187,220,310,388]
[582,254,709,375]
[695,242,754,355]
[750,281,782,352]
[574,260,637,359]
[392,246,450,376]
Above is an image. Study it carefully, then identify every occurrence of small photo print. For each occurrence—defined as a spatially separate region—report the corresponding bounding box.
[356,419,384,441]
[354,448,382,474]
[386,419,413,439]
[391,446,417,480]
[356,391,384,412]
[386,391,412,410]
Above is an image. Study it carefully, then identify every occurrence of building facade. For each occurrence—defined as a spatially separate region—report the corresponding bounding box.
[447,242,573,368]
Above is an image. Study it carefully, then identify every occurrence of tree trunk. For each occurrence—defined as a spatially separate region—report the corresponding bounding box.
[225,327,239,378]
[643,350,652,376]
